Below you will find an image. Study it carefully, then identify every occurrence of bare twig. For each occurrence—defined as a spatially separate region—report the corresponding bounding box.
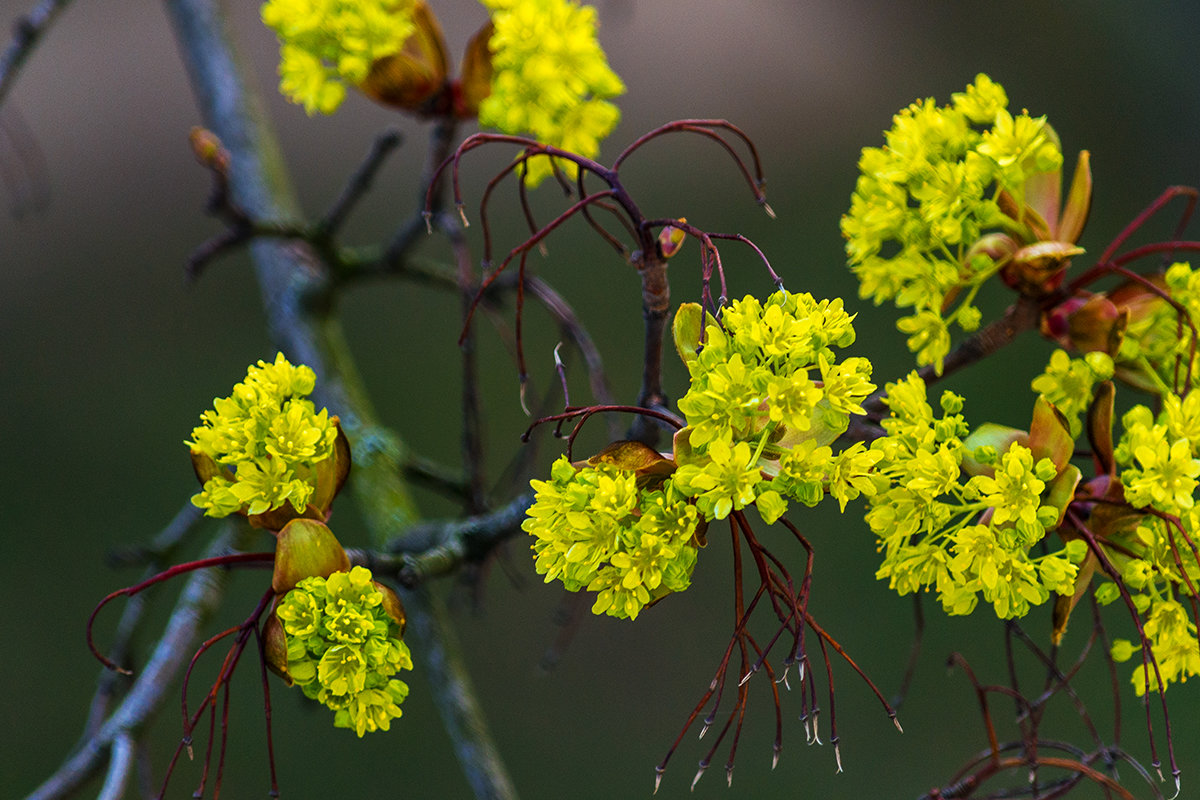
[347,490,535,586]
[402,586,520,800]
[0,0,73,111]
[316,127,403,239]
[442,211,488,514]
[95,732,134,800]
[83,503,205,741]
[25,528,239,800]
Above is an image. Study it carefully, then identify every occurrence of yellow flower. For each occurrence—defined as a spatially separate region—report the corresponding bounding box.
[523,457,700,620]
[262,0,417,114]
[478,0,624,185]
[187,353,347,527]
[272,566,413,735]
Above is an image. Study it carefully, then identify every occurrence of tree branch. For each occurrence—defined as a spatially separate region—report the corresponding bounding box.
[94,733,134,800]
[405,587,520,800]
[0,0,73,111]
[346,490,535,587]
[162,0,518,796]
[25,527,239,800]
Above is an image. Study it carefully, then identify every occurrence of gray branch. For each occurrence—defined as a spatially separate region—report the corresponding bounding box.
[95,733,134,800]
[161,0,519,797]
[25,528,237,800]
[0,0,73,111]
[404,587,520,800]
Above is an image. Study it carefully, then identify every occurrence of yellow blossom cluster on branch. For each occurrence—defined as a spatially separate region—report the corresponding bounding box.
[261,0,624,182]
[842,74,1066,372]
[261,0,418,114]
[274,566,413,735]
[187,353,339,521]
[1105,392,1200,693]
[477,0,623,184]
[866,373,1084,619]
[524,457,700,620]
[524,292,879,619]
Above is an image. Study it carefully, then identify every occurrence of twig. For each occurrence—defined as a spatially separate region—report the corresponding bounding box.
[0,0,73,111]
[890,593,924,711]
[402,586,520,800]
[402,451,473,501]
[82,503,205,742]
[25,528,239,800]
[442,211,488,514]
[380,116,459,271]
[348,490,535,586]
[316,127,403,238]
[523,275,615,413]
[95,732,135,800]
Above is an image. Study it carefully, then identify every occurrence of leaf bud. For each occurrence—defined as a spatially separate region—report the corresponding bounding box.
[657,220,687,259]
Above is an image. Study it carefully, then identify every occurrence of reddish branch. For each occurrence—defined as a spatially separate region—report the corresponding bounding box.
[87,551,274,673]
[426,122,774,445]
[653,510,899,792]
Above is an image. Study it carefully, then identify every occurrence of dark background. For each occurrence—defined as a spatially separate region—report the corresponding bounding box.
[3,0,1199,797]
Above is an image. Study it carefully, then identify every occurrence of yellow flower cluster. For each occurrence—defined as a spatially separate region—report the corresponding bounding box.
[1118,262,1200,394]
[478,0,624,185]
[261,0,624,176]
[261,0,417,114]
[672,292,878,524]
[842,74,1064,372]
[187,353,337,519]
[1030,350,1114,437]
[866,374,1082,619]
[524,292,880,620]
[524,457,700,620]
[275,566,413,735]
[1112,600,1200,696]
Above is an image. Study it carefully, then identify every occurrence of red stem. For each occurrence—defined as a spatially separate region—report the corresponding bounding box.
[87,552,274,672]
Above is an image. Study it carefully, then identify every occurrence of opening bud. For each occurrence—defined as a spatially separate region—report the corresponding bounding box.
[272,518,351,594]
[454,21,494,118]
[359,1,449,113]
[657,220,687,259]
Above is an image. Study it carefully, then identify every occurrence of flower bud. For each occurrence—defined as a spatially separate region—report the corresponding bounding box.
[962,397,1073,479]
[1000,241,1084,297]
[375,580,407,636]
[582,439,674,477]
[1026,395,1075,474]
[961,423,1026,477]
[188,127,229,173]
[302,418,353,519]
[1041,294,1126,354]
[671,302,713,366]
[358,1,449,113]
[272,518,351,594]
[454,21,494,118]
[657,220,687,259]
[262,611,292,683]
[1056,150,1092,245]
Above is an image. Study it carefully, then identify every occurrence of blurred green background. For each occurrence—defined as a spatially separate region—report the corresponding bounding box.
[3,0,1199,797]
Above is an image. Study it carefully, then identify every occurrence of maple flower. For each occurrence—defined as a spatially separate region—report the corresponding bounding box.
[187,353,339,521]
[274,566,413,736]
